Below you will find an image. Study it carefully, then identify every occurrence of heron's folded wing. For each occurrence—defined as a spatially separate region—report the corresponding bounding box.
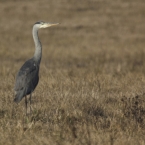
[14,61,38,91]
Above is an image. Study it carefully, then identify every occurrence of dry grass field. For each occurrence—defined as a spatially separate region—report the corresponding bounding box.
[0,0,145,144]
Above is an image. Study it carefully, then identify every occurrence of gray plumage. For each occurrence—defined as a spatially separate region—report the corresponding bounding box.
[14,21,59,114]
[14,58,39,102]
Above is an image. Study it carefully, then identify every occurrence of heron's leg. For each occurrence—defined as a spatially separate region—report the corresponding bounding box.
[29,93,32,114]
[25,96,27,115]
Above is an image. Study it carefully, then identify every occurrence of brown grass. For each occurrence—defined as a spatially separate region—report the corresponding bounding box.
[0,0,145,144]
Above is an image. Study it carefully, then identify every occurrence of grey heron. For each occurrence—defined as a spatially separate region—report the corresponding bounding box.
[14,21,59,115]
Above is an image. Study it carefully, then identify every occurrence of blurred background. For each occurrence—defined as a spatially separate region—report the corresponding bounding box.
[0,0,145,76]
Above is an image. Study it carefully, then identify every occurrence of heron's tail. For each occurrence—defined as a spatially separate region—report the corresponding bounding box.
[14,91,24,103]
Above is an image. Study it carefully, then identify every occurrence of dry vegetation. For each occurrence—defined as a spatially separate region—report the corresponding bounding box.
[0,0,145,144]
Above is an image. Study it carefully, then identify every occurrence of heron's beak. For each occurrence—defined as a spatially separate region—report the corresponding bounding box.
[41,22,59,28]
[47,22,59,27]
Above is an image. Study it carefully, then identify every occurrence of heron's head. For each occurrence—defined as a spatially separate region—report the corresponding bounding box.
[34,21,59,29]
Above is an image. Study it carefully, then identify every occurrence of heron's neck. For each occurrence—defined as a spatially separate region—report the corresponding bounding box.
[33,27,42,64]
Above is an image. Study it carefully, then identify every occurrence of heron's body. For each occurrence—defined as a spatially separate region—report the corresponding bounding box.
[14,21,59,114]
[14,58,39,103]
